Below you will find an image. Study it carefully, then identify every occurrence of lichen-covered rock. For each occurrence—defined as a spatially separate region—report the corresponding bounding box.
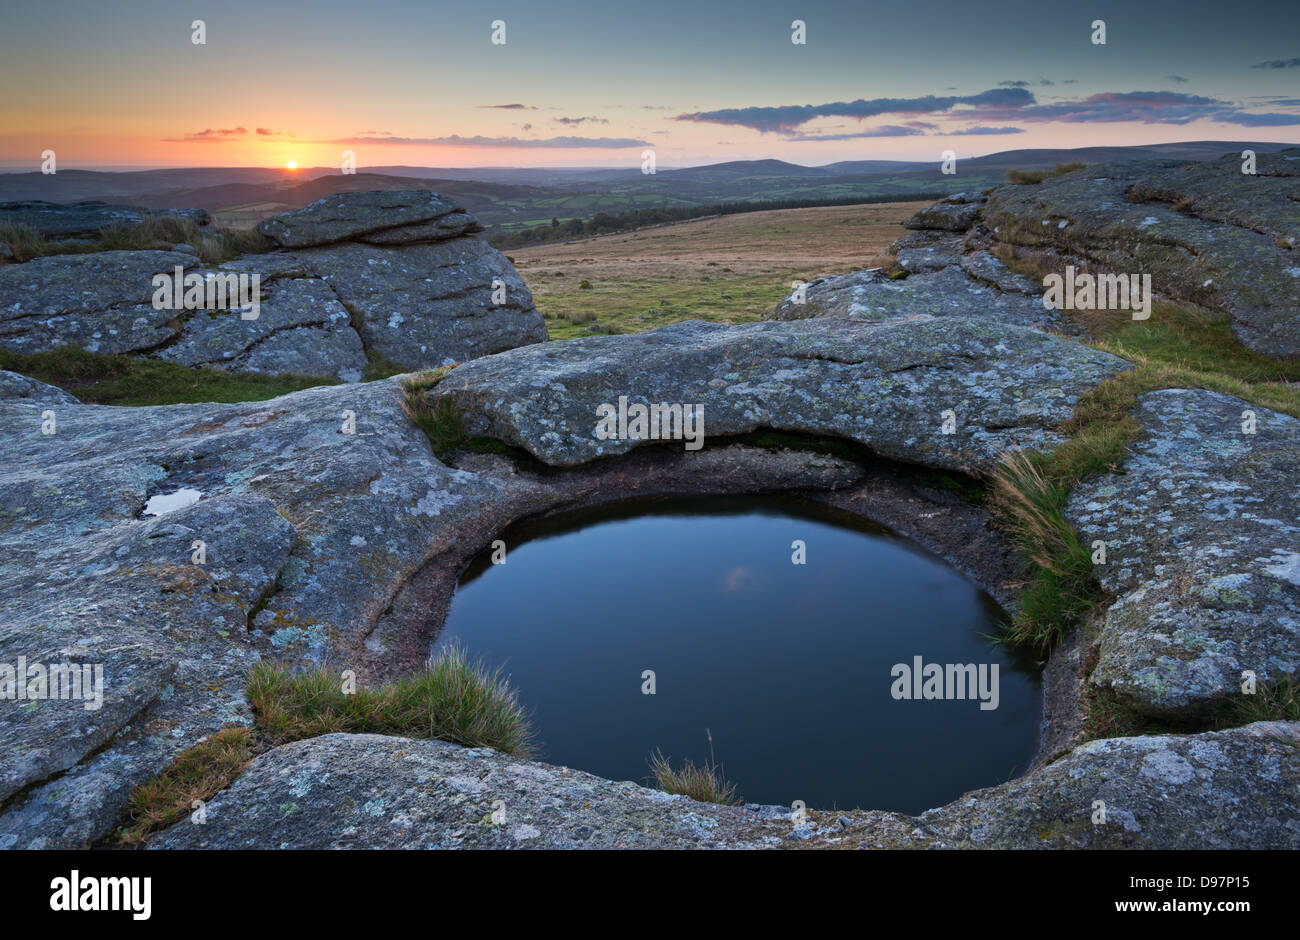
[0,380,468,845]
[1066,389,1300,717]
[959,250,1042,294]
[0,191,547,379]
[148,733,795,849]
[903,192,986,232]
[297,237,546,368]
[982,150,1300,357]
[153,276,365,382]
[904,721,1300,848]
[0,370,79,405]
[147,722,1300,849]
[0,250,199,354]
[771,265,1076,335]
[891,231,965,273]
[429,317,1129,472]
[259,191,481,248]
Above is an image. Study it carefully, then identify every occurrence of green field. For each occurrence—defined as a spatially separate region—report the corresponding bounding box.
[512,201,926,338]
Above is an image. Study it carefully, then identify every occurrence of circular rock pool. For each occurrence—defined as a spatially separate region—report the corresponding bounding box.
[435,495,1040,815]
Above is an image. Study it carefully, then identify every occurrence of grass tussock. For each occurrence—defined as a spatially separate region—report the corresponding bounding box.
[991,449,1096,651]
[0,216,273,264]
[116,648,534,843]
[0,345,336,406]
[649,750,741,805]
[867,251,908,279]
[246,646,535,756]
[118,727,256,844]
[399,366,512,459]
[116,648,532,844]
[1006,161,1087,185]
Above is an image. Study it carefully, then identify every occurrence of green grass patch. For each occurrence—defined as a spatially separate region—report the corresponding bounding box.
[533,272,791,340]
[246,647,535,756]
[0,345,337,406]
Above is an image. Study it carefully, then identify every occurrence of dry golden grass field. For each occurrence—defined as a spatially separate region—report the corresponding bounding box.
[510,201,928,339]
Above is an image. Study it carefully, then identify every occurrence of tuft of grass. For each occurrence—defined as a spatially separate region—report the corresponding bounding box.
[1006,161,1087,185]
[991,449,1097,651]
[1227,679,1300,725]
[399,367,512,459]
[648,750,741,805]
[0,222,49,262]
[115,647,534,844]
[246,646,535,756]
[117,727,256,844]
[866,250,908,279]
[0,345,336,406]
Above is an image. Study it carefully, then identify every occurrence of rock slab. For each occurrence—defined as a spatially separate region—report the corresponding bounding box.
[430,316,1130,472]
[1066,389,1300,717]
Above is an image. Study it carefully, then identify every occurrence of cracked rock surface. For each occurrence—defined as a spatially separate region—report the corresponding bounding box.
[428,316,1130,472]
[0,191,547,381]
[1066,389,1300,717]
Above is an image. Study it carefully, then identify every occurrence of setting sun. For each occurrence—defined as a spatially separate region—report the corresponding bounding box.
[286,160,297,170]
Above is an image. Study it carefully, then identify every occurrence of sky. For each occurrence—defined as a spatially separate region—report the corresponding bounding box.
[2,0,1299,169]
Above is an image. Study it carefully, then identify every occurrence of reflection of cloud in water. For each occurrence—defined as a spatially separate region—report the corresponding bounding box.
[723,565,757,593]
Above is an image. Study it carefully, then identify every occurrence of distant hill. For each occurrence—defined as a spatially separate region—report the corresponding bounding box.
[1,141,1292,232]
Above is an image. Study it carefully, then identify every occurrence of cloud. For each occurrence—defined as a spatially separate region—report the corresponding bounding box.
[1251,57,1300,69]
[324,134,648,148]
[1039,78,1055,87]
[966,90,1300,127]
[786,124,929,141]
[674,87,1034,133]
[674,86,1300,135]
[722,566,756,593]
[1166,75,1190,83]
[164,127,248,141]
[255,127,293,137]
[553,116,610,126]
[477,103,538,109]
[999,80,1030,87]
[948,126,1026,135]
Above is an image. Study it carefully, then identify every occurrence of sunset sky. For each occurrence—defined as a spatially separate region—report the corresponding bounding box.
[2,0,1299,169]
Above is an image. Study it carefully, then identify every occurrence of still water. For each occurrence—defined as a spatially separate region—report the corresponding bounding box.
[436,496,1040,814]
